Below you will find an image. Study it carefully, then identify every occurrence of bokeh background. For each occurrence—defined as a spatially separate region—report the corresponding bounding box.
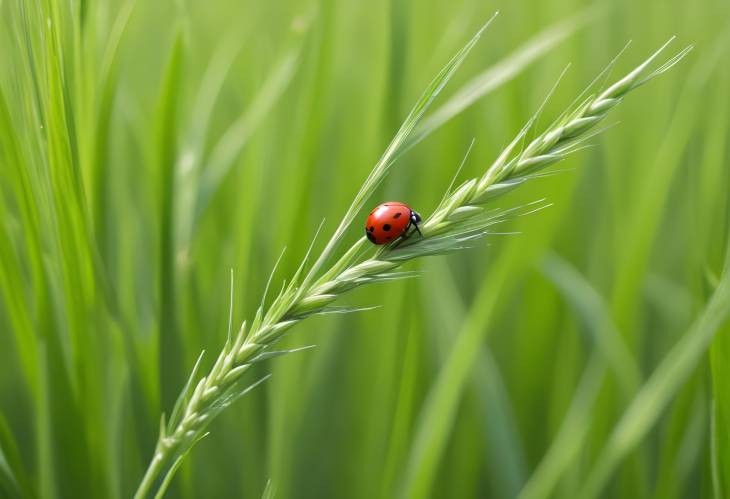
[1,0,729,497]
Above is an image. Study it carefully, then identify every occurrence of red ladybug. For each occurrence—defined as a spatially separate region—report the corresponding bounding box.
[365,201,422,245]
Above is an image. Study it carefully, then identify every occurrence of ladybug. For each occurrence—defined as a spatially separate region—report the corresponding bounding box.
[365,201,422,245]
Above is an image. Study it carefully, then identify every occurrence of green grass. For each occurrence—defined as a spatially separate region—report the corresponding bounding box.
[0,0,729,498]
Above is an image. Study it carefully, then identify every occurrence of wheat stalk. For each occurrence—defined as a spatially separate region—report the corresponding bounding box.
[134,35,691,499]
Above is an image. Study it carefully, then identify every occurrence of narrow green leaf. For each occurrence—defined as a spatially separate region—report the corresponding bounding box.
[579,235,730,498]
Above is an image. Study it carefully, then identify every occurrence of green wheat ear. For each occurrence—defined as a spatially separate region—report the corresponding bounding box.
[133,26,691,499]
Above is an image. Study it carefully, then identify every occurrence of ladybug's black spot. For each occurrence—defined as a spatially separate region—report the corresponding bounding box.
[386,236,392,240]
[382,224,391,231]
[393,212,402,219]
[369,226,375,232]
[366,231,376,243]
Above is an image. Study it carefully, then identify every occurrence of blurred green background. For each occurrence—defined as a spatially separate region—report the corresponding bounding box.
[1,0,729,497]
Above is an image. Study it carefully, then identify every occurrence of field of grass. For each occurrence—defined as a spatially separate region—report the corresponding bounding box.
[1,0,729,497]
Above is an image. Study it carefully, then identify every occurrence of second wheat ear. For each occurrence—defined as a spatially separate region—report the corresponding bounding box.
[134,30,691,499]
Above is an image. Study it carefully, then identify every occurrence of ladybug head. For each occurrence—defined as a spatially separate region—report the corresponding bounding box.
[410,210,422,224]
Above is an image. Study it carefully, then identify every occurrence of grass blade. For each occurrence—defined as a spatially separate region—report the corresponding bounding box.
[409,8,595,148]
[578,234,730,498]
[541,253,640,395]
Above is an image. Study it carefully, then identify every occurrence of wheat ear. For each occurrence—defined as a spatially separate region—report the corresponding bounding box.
[134,36,691,499]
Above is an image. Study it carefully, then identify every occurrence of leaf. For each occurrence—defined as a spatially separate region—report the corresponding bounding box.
[409,8,595,148]
[578,233,730,499]
[0,413,29,499]
[195,50,301,222]
[261,479,276,499]
[153,432,210,499]
[541,253,640,396]
[517,355,605,499]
